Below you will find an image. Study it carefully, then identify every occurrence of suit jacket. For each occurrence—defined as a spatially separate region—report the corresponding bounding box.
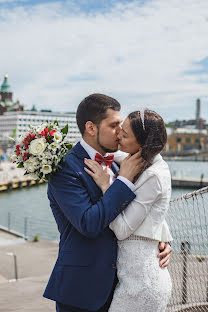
[43,142,136,310]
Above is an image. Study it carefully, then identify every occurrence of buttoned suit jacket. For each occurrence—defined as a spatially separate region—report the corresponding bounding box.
[43,142,136,311]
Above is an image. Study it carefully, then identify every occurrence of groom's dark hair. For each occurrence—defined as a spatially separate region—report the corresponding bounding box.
[76,93,121,135]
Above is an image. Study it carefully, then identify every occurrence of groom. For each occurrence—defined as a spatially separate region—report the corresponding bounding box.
[43,94,171,312]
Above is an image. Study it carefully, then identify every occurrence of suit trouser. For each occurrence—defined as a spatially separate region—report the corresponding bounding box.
[56,275,118,312]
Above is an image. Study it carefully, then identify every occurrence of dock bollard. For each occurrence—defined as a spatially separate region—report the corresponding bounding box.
[181,241,190,304]
[7,181,12,190]
[18,181,23,188]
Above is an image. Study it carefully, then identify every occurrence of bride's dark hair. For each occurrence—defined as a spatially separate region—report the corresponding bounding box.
[128,110,167,162]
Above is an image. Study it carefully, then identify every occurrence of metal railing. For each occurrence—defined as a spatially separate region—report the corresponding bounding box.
[166,186,208,312]
[0,212,59,241]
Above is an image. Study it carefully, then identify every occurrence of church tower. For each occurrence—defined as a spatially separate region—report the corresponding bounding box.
[0,74,13,103]
[0,74,24,115]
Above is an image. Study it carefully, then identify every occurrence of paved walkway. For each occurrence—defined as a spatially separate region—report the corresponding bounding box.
[0,229,58,312]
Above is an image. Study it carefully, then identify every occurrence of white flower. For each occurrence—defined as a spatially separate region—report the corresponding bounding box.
[10,154,17,162]
[41,165,52,175]
[24,160,36,173]
[17,155,23,162]
[36,124,46,133]
[53,131,63,143]
[8,136,15,142]
[29,138,46,156]
[33,157,40,165]
[48,142,59,151]
[16,135,25,145]
[44,151,53,158]
[42,158,48,165]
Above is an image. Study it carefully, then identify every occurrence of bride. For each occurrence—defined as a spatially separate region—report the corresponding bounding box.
[84,109,173,312]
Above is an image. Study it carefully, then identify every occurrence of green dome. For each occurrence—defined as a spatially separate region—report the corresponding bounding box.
[1,75,12,93]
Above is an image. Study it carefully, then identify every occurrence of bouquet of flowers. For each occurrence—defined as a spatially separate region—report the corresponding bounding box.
[10,121,72,181]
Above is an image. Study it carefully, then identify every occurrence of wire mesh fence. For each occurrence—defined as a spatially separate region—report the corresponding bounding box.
[166,186,208,312]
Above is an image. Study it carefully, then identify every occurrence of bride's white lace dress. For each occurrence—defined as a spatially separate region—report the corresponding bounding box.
[109,153,173,312]
[109,238,172,312]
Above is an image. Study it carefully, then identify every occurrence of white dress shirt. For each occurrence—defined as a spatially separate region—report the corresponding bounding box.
[80,139,135,191]
[110,152,173,242]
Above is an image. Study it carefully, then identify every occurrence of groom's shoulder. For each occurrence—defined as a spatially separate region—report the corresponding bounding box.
[60,142,85,170]
[65,141,84,162]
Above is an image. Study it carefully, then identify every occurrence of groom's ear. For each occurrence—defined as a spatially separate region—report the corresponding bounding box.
[85,121,97,137]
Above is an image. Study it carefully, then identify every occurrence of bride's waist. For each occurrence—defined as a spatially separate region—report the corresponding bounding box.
[124,234,158,242]
[117,235,159,254]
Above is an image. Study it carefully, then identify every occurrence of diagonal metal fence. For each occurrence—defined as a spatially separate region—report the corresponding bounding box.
[166,186,208,312]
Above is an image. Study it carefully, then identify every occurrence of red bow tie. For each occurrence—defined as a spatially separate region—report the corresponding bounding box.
[94,153,114,168]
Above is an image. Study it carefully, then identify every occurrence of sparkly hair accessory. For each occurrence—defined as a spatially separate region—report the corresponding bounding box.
[139,109,145,130]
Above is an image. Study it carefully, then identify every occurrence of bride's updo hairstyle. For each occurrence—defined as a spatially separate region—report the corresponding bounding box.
[128,110,167,162]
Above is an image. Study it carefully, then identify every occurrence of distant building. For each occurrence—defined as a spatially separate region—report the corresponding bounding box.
[165,128,208,153]
[0,110,81,152]
[0,74,24,114]
[166,99,206,130]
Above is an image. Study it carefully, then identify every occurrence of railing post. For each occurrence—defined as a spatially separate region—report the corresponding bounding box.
[206,281,208,302]
[200,174,204,188]
[14,254,18,280]
[8,212,11,231]
[24,217,28,239]
[181,241,190,304]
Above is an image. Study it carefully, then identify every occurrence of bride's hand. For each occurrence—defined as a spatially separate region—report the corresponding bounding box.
[119,150,147,182]
[84,159,110,194]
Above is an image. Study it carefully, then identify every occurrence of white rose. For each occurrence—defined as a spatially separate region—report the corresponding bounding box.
[53,132,63,143]
[41,165,52,175]
[29,138,46,156]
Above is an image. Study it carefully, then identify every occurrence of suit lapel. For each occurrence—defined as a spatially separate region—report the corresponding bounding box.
[71,142,90,160]
[72,142,120,175]
[111,162,120,175]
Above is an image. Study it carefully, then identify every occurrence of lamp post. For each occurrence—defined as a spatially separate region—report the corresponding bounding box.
[6,252,18,281]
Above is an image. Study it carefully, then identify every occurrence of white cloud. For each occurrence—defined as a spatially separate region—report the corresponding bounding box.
[0,0,208,121]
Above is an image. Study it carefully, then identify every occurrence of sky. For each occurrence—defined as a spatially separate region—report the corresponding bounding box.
[0,0,208,122]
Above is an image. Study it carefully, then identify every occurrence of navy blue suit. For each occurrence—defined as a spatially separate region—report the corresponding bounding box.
[43,142,136,311]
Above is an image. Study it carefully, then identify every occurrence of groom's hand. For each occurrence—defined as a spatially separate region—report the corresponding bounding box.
[157,242,172,268]
[119,151,147,182]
